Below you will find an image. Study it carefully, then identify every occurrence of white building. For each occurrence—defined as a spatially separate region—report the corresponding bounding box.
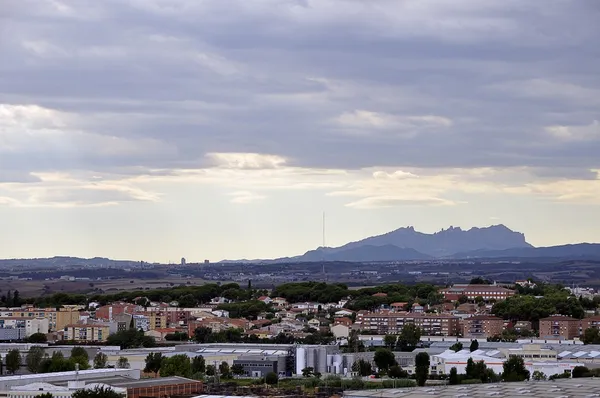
[0,368,140,391]
[132,315,150,332]
[431,349,581,378]
[7,381,126,398]
[331,324,350,340]
[25,318,49,336]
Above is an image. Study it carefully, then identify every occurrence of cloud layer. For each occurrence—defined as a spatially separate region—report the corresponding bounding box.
[1,0,599,259]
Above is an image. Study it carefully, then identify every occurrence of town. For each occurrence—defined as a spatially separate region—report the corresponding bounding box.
[1,278,600,397]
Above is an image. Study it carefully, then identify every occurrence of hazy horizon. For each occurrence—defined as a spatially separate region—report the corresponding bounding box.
[1,1,599,262]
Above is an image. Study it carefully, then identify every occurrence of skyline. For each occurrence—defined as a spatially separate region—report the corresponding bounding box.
[1,1,599,262]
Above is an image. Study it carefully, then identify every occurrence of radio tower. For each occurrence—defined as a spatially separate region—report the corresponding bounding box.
[322,212,326,278]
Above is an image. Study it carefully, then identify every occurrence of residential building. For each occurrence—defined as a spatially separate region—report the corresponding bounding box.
[55,308,82,331]
[0,328,26,341]
[64,323,111,342]
[113,313,133,332]
[463,315,504,338]
[539,315,580,340]
[580,316,600,332]
[95,303,139,321]
[331,324,350,340]
[390,302,408,312]
[25,318,49,336]
[439,284,515,301]
[133,315,150,331]
[272,297,288,307]
[355,311,460,336]
[513,320,532,333]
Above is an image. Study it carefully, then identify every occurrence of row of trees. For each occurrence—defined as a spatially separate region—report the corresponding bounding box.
[5,347,130,375]
[193,326,334,346]
[143,353,245,379]
[0,290,22,307]
[449,340,479,353]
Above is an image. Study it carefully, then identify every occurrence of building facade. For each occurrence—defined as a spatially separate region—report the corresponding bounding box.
[439,284,516,301]
[463,315,504,338]
[355,311,460,336]
[64,324,110,342]
[539,315,580,340]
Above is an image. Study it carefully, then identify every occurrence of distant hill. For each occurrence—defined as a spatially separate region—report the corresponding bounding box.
[222,224,536,263]
[298,245,431,262]
[452,243,600,259]
[330,224,532,257]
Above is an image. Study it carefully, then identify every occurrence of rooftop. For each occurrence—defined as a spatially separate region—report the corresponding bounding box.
[343,378,600,398]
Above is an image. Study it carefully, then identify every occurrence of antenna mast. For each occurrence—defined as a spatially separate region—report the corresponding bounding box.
[322,212,326,277]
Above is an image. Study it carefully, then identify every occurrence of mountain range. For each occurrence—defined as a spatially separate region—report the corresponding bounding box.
[223,225,600,263]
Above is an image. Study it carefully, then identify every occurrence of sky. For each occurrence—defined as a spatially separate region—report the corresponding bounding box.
[0,0,599,262]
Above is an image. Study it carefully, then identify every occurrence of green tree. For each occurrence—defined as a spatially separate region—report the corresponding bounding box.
[94,352,108,369]
[387,365,407,379]
[231,363,245,375]
[384,334,398,349]
[71,354,90,370]
[26,346,45,373]
[165,332,188,341]
[206,365,216,376]
[465,358,476,379]
[448,367,459,385]
[457,295,468,304]
[219,361,231,378]
[160,354,192,378]
[302,367,314,377]
[27,333,48,344]
[470,340,479,352]
[143,352,163,376]
[450,342,463,352]
[106,329,155,349]
[397,323,421,352]
[415,352,430,387]
[71,347,89,361]
[532,370,547,381]
[38,393,54,398]
[351,359,372,376]
[265,371,278,385]
[72,386,124,398]
[193,327,213,343]
[6,349,21,374]
[502,356,530,382]
[582,328,600,344]
[191,355,206,374]
[373,348,397,371]
[572,366,591,378]
[117,357,130,369]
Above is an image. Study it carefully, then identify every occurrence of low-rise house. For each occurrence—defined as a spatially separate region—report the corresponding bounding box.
[331,324,350,340]
[390,302,408,312]
[145,327,180,342]
[334,309,354,318]
[272,297,288,307]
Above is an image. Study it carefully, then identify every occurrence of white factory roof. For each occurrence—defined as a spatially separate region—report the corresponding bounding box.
[343,378,600,398]
[10,383,69,392]
[0,368,135,382]
[433,350,503,363]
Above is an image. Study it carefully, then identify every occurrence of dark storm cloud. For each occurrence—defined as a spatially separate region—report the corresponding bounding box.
[1,0,599,176]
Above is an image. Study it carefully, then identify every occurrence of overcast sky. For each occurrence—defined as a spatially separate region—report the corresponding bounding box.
[1,0,599,262]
